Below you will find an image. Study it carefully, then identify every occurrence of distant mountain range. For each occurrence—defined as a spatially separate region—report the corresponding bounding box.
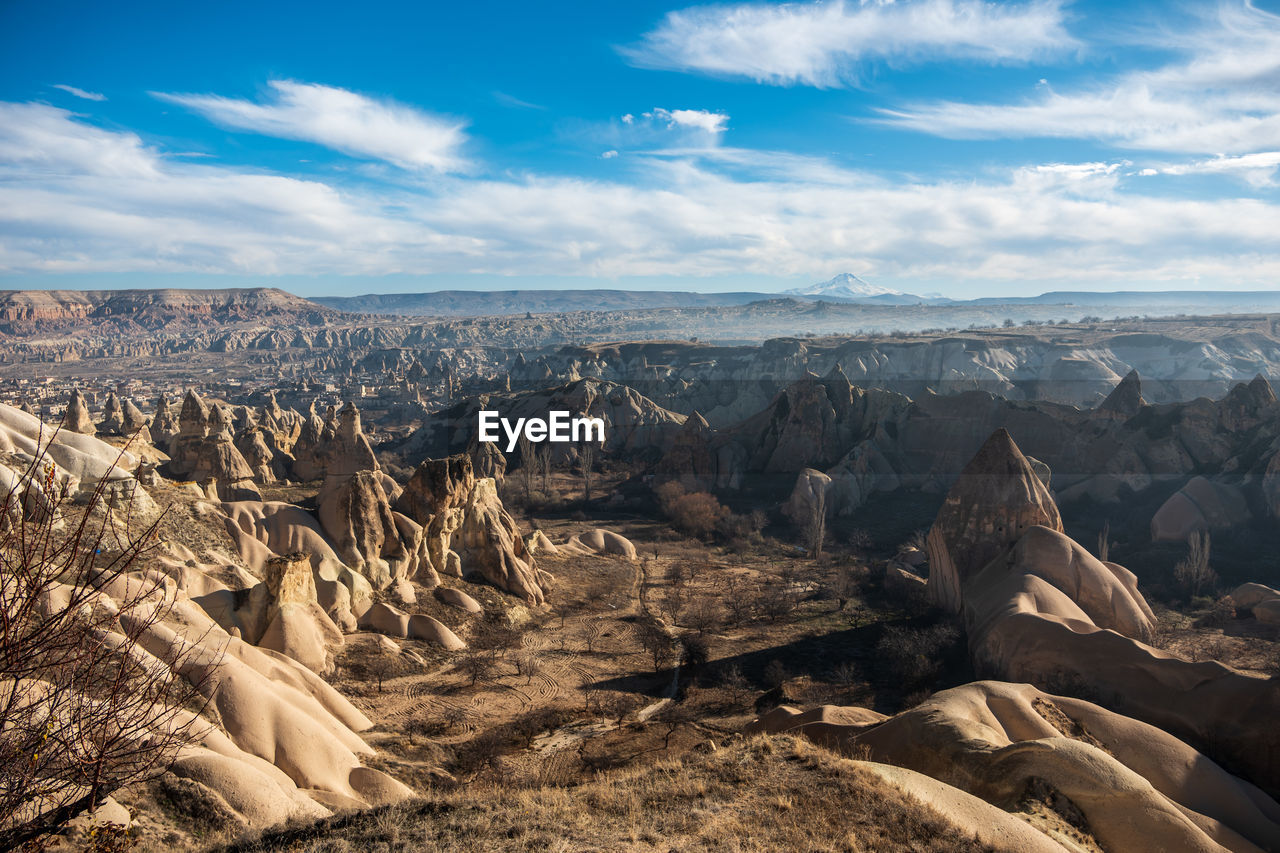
[314,275,1280,317]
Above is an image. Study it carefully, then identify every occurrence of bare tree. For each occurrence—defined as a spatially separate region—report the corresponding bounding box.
[579,441,597,503]
[517,433,537,503]
[1097,519,1111,563]
[0,441,212,850]
[802,486,827,559]
[826,564,860,612]
[1175,530,1217,598]
[513,651,542,684]
[719,664,751,707]
[536,442,554,497]
[682,597,723,635]
[458,646,495,686]
[718,573,753,626]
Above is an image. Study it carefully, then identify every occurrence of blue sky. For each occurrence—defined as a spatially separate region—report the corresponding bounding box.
[2,0,1280,298]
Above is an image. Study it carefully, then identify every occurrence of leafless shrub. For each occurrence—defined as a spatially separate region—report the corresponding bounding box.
[636,617,674,672]
[682,597,723,635]
[756,580,798,622]
[825,564,862,612]
[875,623,961,688]
[0,438,213,850]
[718,664,751,707]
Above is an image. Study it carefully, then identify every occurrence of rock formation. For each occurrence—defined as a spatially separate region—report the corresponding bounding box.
[925,428,1062,613]
[395,453,550,604]
[64,389,95,435]
[1097,368,1146,417]
[559,529,638,560]
[193,552,345,674]
[1150,476,1250,542]
[121,397,151,438]
[290,402,328,481]
[358,602,466,649]
[97,392,124,434]
[924,429,1280,798]
[150,395,179,447]
[166,391,261,499]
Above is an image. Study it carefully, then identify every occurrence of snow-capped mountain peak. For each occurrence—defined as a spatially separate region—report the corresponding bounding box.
[785,274,903,300]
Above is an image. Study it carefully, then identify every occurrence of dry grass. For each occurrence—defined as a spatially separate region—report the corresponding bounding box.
[212,735,993,853]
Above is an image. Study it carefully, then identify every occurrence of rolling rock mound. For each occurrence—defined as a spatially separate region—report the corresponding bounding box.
[750,681,1280,853]
[0,403,147,509]
[926,428,1280,799]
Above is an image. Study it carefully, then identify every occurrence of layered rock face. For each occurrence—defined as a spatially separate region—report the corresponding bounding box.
[728,366,910,474]
[395,453,551,605]
[925,428,1062,613]
[654,410,744,491]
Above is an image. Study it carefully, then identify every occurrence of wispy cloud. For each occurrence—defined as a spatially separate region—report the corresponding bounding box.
[3,100,1280,286]
[622,0,1076,87]
[1155,151,1280,187]
[155,80,468,171]
[876,1,1280,155]
[52,84,106,102]
[493,91,546,110]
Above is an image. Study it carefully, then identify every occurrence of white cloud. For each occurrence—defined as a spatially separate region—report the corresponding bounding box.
[52,84,106,102]
[644,108,729,134]
[3,100,1280,287]
[155,80,468,171]
[622,0,1076,87]
[876,2,1280,155]
[601,150,619,159]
